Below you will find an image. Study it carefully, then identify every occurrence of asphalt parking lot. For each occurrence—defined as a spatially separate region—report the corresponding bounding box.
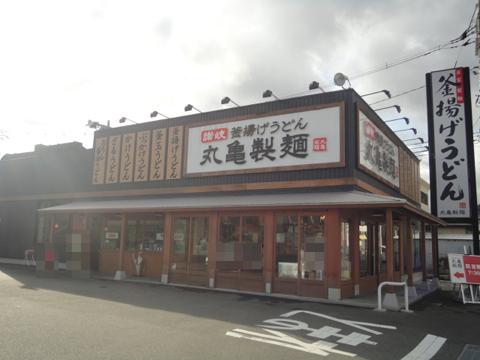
[0,265,479,360]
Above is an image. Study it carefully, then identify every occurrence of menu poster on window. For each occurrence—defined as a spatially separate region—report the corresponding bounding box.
[120,133,136,183]
[149,128,167,181]
[92,137,108,184]
[166,126,184,180]
[105,135,122,184]
[134,130,151,182]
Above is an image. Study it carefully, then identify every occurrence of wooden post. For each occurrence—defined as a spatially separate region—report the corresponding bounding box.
[325,209,341,300]
[406,217,414,287]
[399,215,406,278]
[420,221,426,280]
[386,209,394,286]
[351,213,360,296]
[161,213,173,283]
[118,214,127,272]
[432,225,439,278]
[263,211,274,294]
[207,212,218,288]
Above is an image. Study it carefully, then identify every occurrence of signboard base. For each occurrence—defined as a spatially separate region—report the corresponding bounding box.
[455,284,480,304]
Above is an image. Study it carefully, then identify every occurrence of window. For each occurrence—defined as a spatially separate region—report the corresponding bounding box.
[102,216,122,249]
[173,217,189,271]
[36,215,51,244]
[126,215,164,251]
[378,224,386,274]
[275,215,298,278]
[393,223,400,271]
[301,216,325,280]
[340,220,351,280]
[420,192,429,206]
[217,215,264,272]
[413,221,422,271]
[359,221,369,277]
[190,217,209,272]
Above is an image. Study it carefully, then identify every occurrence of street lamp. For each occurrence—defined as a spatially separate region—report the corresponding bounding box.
[119,117,138,124]
[385,117,409,125]
[184,104,202,113]
[86,120,110,130]
[150,111,169,119]
[221,96,240,107]
[374,105,401,113]
[394,128,417,135]
[402,137,425,146]
[262,90,280,100]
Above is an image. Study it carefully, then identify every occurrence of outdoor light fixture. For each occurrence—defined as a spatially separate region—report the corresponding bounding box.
[221,96,240,107]
[150,111,169,119]
[385,117,409,125]
[412,146,429,153]
[86,120,110,130]
[394,128,417,135]
[184,104,202,113]
[119,117,138,124]
[373,105,401,113]
[402,137,425,145]
[262,90,280,100]
[361,89,391,99]
[308,81,325,92]
[409,145,429,151]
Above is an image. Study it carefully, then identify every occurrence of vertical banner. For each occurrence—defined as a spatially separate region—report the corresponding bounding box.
[166,126,184,180]
[92,137,108,185]
[149,128,167,181]
[426,67,478,254]
[134,130,151,182]
[119,133,136,183]
[105,135,122,184]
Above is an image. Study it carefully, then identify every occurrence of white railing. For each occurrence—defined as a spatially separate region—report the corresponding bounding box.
[375,281,412,312]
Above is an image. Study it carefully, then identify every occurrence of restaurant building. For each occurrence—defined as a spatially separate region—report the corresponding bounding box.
[0,89,442,301]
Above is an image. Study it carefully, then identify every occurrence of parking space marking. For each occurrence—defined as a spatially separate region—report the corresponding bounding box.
[400,334,447,360]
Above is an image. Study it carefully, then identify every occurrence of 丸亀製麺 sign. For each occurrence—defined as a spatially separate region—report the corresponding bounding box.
[427,68,471,219]
[358,111,399,188]
[185,106,343,175]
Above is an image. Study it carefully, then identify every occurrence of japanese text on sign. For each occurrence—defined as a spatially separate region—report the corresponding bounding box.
[430,68,470,218]
[186,106,342,175]
[358,112,399,188]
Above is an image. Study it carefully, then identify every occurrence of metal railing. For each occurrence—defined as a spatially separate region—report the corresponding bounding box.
[375,281,412,312]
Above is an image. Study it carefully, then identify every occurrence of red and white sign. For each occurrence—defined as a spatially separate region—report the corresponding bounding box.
[448,253,480,285]
[464,255,480,284]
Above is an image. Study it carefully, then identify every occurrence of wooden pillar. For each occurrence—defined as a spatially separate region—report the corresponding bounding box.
[263,211,274,293]
[420,221,426,280]
[385,209,394,284]
[207,212,218,288]
[432,225,439,278]
[161,213,173,283]
[351,213,360,296]
[399,215,406,277]
[406,217,414,286]
[325,209,341,300]
[117,214,127,271]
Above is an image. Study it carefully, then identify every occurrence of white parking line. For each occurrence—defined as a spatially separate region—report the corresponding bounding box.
[400,334,447,360]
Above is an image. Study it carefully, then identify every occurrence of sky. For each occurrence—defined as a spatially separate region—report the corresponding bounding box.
[0,0,477,186]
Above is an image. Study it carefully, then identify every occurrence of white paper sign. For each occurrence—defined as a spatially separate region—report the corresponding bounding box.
[448,253,466,283]
[186,106,342,175]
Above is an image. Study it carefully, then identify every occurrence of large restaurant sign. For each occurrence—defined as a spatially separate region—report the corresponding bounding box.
[185,105,344,176]
[358,111,399,188]
[426,67,475,220]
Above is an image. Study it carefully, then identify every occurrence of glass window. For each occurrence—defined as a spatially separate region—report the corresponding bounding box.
[36,215,51,244]
[102,216,122,249]
[172,217,189,271]
[190,217,209,272]
[242,216,264,272]
[217,216,241,271]
[378,224,386,274]
[413,221,422,271]
[275,215,298,278]
[301,215,325,280]
[359,221,369,277]
[341,220,351,280]
[126,215,164,251]
[52,214,70,263]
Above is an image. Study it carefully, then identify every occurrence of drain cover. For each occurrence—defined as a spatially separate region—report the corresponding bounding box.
[457,344,480,360]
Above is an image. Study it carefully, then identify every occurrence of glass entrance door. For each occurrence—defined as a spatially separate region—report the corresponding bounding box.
[171,216,209,285]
